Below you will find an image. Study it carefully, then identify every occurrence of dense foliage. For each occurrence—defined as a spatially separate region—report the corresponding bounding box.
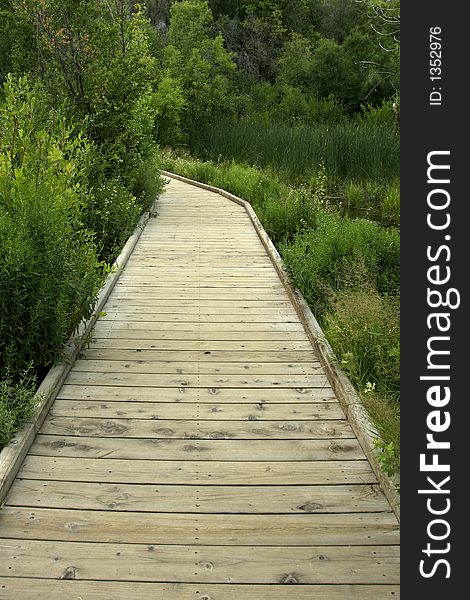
[1,0,400,474]
[0,1,164,444]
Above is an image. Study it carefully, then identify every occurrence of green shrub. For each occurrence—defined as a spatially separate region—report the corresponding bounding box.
[274,85,311,125]
[0,75,102,380]
[324,285,400,472]
[257,166,327,245]
[281,211,400,320]
[306,94,348,124]
[0,371,38,446]
[0,166,101,377]
[134,154,166,212]
[83,180,140,263]
[357,99,398,128]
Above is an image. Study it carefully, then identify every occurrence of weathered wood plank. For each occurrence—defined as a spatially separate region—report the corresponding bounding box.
[120,274,281,283]
[40,416,354,440]
[30,435,364,461]
[103,298,294,309]
[116,280,283,289]
[0,539,400,583]
[18,456,377,485]
[64,372,330,388]
[123,254,272,268]
[121,266,277,274]
[0,579,402,600]
[132,236,263,241]
[50,399,345,420]
[104,298,294,308]
[56,385,337,403]
[109,288,290,300]
[0,507,399,545]
[99,311,300,323]
[6,479,392,514]
[80,348,319,363]
[71,359,322,375]
[90,327,310,341]
[126,256,272,263]
[83,338,317,351]
[93,321,304,332]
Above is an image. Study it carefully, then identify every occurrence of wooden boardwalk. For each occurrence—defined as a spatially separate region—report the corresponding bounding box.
[0,177,400,598]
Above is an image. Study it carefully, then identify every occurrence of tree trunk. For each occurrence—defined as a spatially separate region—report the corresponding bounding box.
[146,0,170,30]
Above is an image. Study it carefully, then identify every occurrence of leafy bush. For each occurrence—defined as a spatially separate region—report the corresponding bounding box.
[281,210,400,321]
[357,99,399,128]
[83,180,140,263]
[134,154,166,212]
[257,166,326,245]
[0,371,38,446]
[324,285,400,470]
[0,75,102,380]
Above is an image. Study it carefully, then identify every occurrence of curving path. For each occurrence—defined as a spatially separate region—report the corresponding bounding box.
[0,176,399,598]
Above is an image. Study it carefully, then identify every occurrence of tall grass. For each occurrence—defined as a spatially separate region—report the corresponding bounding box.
[324,285,400,473]
[191,118,400,186]
[280,211,400,320]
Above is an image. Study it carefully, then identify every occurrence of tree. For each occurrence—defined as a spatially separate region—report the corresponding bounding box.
[315,0,368,43]
[162,0,236,134]
[309,37,362,109]
[146,0,171,29]
[353,0,400,99]
[276,33,314,91]
[13,0,160,193]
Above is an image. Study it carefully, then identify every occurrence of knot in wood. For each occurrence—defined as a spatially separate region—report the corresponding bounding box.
[60,566,78,580]
[298,501,323,512]
[278,422,299,431]
[279,572,302,584]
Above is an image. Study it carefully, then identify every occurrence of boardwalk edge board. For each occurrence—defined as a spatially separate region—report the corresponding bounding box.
[0,201,158,504]
[162,170,400,521]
